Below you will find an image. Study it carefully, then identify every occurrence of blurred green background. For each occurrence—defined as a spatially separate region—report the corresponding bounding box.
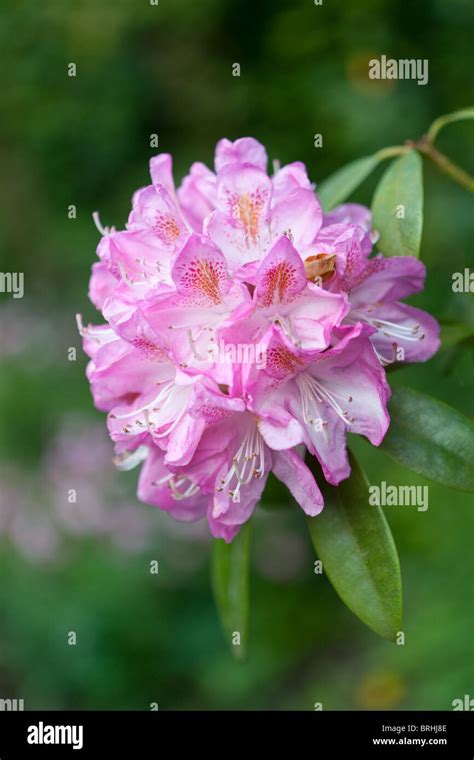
[0,0,473,710]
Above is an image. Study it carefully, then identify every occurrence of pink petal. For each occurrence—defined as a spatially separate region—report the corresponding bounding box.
[350,255,427,306]
[255,235,307,307]
[149,153,175,196]
[307,325,391,447]
[272,448,324,516]
[128,185,188,246]
[138,447,209,522]
[177,162,217,231]
[171,233,230,304]
[215,137,268,173]
[88,261,117,310]
[270,188,323,249]
[272,161,312,200]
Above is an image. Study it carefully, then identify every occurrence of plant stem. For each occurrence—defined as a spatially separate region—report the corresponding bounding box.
[373,136,474,193]
[375,145,411,161]
[407,137,474,193]
[426,108,474,144]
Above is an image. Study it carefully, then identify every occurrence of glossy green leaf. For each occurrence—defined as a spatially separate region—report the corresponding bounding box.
[381,387,474,491]
[317,154,380,211]
[306,452,402,641]
[211,522,251,660]
[440,321,474,350]
[372,151,423,257]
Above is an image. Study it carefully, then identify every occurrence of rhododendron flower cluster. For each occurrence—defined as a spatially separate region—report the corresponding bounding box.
[79,137,439,542]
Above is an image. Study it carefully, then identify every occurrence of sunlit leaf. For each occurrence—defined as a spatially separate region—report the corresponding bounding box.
[317,155,381,211]
[372,151,423,257]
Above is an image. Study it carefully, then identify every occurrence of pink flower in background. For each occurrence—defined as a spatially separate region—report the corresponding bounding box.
[0,416,210,569]
[79,137,440,541]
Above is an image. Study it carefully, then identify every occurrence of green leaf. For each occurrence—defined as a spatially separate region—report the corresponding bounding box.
[306,452,402,642]
[317,155,380,211]
[440,321,474,350]
[427,107,474,143]
[381,387,474,491]
[372,151,423,257]
[211,522,251,660]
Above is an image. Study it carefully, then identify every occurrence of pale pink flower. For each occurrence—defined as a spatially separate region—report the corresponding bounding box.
[79,137,439,541]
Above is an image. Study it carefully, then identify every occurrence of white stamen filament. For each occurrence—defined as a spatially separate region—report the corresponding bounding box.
[114,382,175,420]
[374,344,399,367]
[153,472,200,500]
[169,477,200,500]
[296,372,354,427]
[217,424,265,502]
[113,445,149,471]
[116,259,169,290]
[187,328,214,361]
[76,313,86,335]
[114,382,188,439]
[274,313,301,347]
[76,314,115,344]
[351,308,425,343]
[92,211,114,237]
[145,405,187,439]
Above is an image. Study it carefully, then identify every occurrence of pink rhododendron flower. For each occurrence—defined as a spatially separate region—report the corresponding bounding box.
[315,204,440,364]
[79,137,440,541]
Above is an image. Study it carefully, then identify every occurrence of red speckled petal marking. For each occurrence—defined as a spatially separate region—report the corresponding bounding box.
[217,164,271,250]
[172,234,229,304]
[153,212,181,245]
[229,189,268,247]
[131,336,167,359]
[259,260,299,306]
[256,236,307,308]
[266,342,305,379]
